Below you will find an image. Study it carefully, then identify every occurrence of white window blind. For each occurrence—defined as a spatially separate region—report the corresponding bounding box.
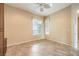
[32,17,42,35]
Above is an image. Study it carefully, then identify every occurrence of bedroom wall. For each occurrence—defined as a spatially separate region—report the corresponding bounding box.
[4,4,44,47]
[47,6,72,46]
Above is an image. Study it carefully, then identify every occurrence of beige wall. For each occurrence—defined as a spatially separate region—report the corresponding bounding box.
[4,4,44,46]
[47,6,72,46]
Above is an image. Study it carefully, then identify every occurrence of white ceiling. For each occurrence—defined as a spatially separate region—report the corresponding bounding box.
[7,3,71,16]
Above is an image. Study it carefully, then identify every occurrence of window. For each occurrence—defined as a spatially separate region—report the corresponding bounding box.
[33,17,42,35]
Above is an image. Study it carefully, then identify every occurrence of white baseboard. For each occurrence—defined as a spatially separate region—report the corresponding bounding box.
[7,39,40,47]
[48,39,72,47]
[7,38,72,48]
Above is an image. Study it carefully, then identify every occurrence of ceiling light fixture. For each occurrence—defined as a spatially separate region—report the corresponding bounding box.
[35,3,53,12]
[49,4,53,7]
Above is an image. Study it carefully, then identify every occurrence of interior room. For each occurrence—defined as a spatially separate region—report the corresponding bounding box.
[0,3,79,56]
